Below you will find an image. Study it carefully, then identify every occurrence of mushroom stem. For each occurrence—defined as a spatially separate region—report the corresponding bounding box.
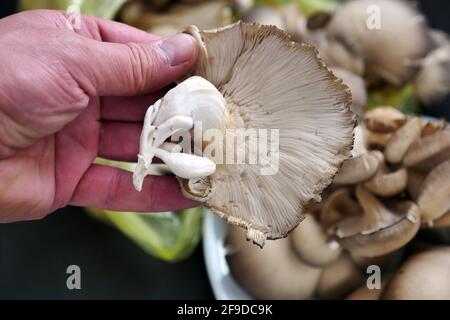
[133,76,227,192]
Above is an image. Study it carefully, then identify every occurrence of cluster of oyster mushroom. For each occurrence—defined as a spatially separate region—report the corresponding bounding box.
[238,0,450,115]
[227,106,450,300]
[120,0,450,110]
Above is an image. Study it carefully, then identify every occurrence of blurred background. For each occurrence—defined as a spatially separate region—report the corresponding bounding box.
[0,0,449,299]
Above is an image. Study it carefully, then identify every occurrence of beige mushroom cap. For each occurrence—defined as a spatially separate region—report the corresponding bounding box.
[317,253,365,299]
[346,278,390,300]
[320,187,362,231]
[385,117,422,164]
[365,166,408,197]
[382,247,450,300]
[417,159,450,224]
[291,213,341,267]
[183,22,355,246]
[326,0,432,86]
[414,43,450,105]
[364,107,407,133]
[433,211,450,228]
[421,118,447,137]
[403,129,450,171]
[333,150,383,185]
[227,226,322,299]
[335,186,420,258]
[406,169,426,201]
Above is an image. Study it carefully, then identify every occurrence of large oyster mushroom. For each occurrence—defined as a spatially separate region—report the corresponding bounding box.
[133,22,355,246]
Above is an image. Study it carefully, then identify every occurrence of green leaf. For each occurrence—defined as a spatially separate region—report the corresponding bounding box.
[367,84,423,116]
[20,0,126,19]
[87,207,204,262]
[255,0,342,15]
[86,158,203,262]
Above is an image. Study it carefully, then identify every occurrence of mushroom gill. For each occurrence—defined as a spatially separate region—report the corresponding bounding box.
[180,22,355,246]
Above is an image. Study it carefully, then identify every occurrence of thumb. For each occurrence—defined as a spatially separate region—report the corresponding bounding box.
[71,33,198,96]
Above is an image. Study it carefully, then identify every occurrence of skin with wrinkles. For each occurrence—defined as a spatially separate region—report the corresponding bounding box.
[0,10,199,222]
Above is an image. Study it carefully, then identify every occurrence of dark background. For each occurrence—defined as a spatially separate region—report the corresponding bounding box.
[0,0,449,299]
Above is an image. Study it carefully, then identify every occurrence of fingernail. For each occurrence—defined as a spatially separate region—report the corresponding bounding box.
[159,33,196,67]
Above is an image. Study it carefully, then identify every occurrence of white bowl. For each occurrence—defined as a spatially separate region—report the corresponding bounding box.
[202,210,252,299]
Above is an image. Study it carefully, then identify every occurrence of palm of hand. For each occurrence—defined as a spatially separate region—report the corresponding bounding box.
[0,10,197,222]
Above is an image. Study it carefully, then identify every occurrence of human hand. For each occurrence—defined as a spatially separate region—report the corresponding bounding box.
[0,10,199,222]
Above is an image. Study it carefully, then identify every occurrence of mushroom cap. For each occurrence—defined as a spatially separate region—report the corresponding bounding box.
[350,248,405,271]
[382,247,450,300]
[433,211,450,228]
[366,131,393,148]
[414,44,450,105]
[317,253,365,299]
[326,0,432,86]
[365,167,408,197]
[346,278,390,300]
[406,169,426,201]
[290,213,341,267]
[384,117,422,164]
[227,226,322,299]
[320,187,362,231]
[336,186,421,258]
[364,107,407,133]
[403,129,450,171]
[385,117,422,164]
[129,1,231,35]
[183,22,355,245]
[421,118,447,137]
[417,159,450,223]
[333,150,383,185]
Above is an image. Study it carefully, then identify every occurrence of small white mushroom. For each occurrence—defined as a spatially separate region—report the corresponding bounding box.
[133,76,226,191]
